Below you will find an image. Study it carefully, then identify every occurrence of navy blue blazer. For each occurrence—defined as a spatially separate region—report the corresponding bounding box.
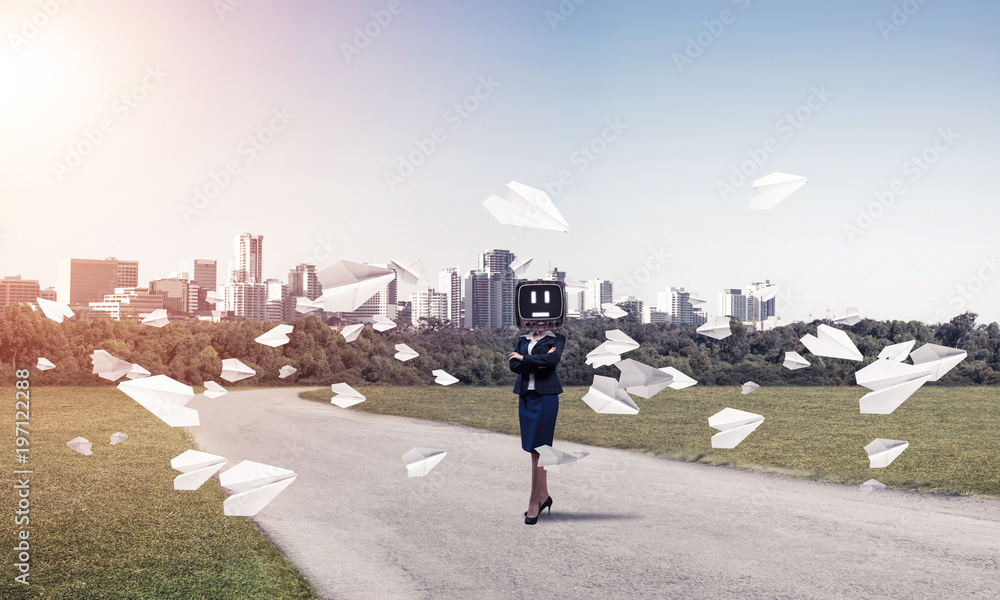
[509,332,566,396]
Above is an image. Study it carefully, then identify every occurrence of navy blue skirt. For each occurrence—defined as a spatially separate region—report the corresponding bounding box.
[519,391,559,453]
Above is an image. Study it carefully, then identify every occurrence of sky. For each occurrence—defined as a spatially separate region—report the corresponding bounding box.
[1,0,998,324]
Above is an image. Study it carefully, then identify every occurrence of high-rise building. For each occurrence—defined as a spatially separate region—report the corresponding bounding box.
[618,296,644,318]
[437,267,461,326]
[463,249,516,329]
[230,233,263,284]
[718,288,748,322]
[656,287,696,325]
[0,276,41,310]
[180,259,218,292]
[583,279,613,312]
[149,277,198,314]
[409,287,448,328]
[265,278,290,322]
[57,257,138,307]
[463,270,492,329]
[224,283,267,320]
[746,280,777,323]
[114,259,139,288]
[287,263,322,300]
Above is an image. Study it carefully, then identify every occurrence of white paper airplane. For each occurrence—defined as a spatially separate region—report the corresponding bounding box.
[394,343,418,362]
[432,369,459,385]
[615,359,675,398]
[36,297,74,323]
[388,259,425,285]
[141,309,169,328]
[66,436,93,455]
[708,408,764,449]
[800,324,863,361]
[755,285,780,302]
[340,323,364,342]
[908,343,967,381]
[109,432,128,445]
[219,460,297,516]
[832,307,861,326]
[535,445,590,475]
[315,260,396,312]
[91,350,134,381]
[278,365,297,379]
[865,438,908,468]
[220,358,255,383]
[331,383,365,408]
[126,363,151,380]
[203,381,228,399]
[749,172,807,210]
[255,324,293,347]
[205,290,225,304]
[877,340,916,362]
[36,357,55,371]
[118,375,200,427]
[855,359,933,414]
[741,381,760,394]
[688,292,707,306]
[295,297,324,314]
[563,277,587,292]
[371,315,396,332]
[697,316,733,340]
[402,448,447,477]
[660,367,698,389]
[581,374,639,414]
[783,351,810,370]
[585,329,640,367]
[602,303,628,319]
[860,479,887,498]
[483,181,570,232]
[509,256,533,278]
[171,449,226,490]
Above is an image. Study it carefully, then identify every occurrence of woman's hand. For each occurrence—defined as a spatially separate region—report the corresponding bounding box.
[508,352,524,361]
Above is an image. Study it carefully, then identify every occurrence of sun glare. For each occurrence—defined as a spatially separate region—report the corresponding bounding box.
[0,39,82,134]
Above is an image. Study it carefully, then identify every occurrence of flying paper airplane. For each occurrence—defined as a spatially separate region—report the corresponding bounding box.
[331,383,365,408]
[509,257,533,278]
[482,181,570,232]
[832,307,861,326]
[278,365,297,379]
[432,369,459,385]
[783,351,810,370]
[800,324,863,361]
[295,297,324,314]
[388,259,425,285]
[36,357,55,371]
[660,367,698,389]
[754,285,780,302]
[581,375,639,414]
[602,303,628,319]
[36,297,74,323]
[109,432,128,445]
[315,260,396,312]
[688,292,707,306]
[708,408,764,449]
[877,340,916,362]
[371,315,396,332]
[394,343,418,362]
[91,350,134,381]
[697,316,733,341]
[749,172,807,210]
[340,323,364,342]
[615,359,675,398]
[535,445,590,475]
[865,439,908,468]
[563,277,587,292]
[255,324,293,348]
[402,448,447,477]
[203,381,228,399]
[126,364,151,380]
[908,344,967,381]
[741,381,760,394]
[585,330,640,367]
[855,359,933,414]
[171,449,227,490]
[118,375,200,427]
[219,460,297,516]
[860,479,887,498]
[141,309,169,328]
[66,437,93,455]
[220,358,255,383]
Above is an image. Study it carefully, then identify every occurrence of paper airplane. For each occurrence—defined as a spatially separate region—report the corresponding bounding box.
[331,383,365,408]
[340,323,364,342]
[755,285,780,303]
[141,309,169,328]
[126,363,151,380]
[36,357,55,371]
[91,350,134,381]
[832,307,861,326]
[394,343,418,362]
[688,292,707,306]
[800,324,863,361]
[171,449,226,490]
[865,438,908,468]
[220,358,255,383]
[660,367,697,389]
[483,181,570,232]
[36,297,74,323]
[278,365,297,379]
[855,360,933,414]
[908,344,967,381]
[402,448,447,477]
[388,259,425,285]
[749,172,807,210]
[581,375,639,414]
[563,277,587,292]
[860,479,887,498]
[535,445,590,475]
[219,460,297,516]
[708,408,764,449]
[585,330,640,367]
[371,315,396,332]
[432,369,459,385]
[601,303,627,319]
[118,375,200,427]
[66,436,93,455]
[509,256,533,278]
[205,290,225,304]
[254,324,293,348]
[203,381,228,399]
[783,351,810,370]
[697,316,733,341]
[109,432,128,445]
[295,297,324,314]
[877,340,916,362]
[615,359,674,398]
[315,260,396,312]
[741,381,759,394]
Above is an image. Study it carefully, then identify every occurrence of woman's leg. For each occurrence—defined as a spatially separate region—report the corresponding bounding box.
[527,452,541,518]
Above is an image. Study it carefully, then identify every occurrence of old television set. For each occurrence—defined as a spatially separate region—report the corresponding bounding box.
[515,280,566,331]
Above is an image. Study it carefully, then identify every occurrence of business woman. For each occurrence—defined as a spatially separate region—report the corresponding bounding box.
[508,329,566,525]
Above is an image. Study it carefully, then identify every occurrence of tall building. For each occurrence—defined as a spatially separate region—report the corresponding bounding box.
[437,267,461,326]
[618,296,644,318]
[657,287,696,325]
[224,283,267,320]
[583,279,613,312]
[746,280,777,323]
[265,278,290,322]
[114,259,139,288]
[149,277,198,314]
[463,270,492,329]
[463,249,516,329]
[230,233,263,284]
[287,263,322,300]
[0,276,41,310]
[57,257,138,307]
[180,259,218,292]
[409,287,448,328]
[718,288,748,321]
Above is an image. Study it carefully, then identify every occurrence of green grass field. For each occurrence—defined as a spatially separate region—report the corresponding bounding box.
[1,386,319,600]
[301,384,1000,497]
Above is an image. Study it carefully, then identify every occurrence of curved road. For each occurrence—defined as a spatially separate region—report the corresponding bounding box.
[188,388,1000,600]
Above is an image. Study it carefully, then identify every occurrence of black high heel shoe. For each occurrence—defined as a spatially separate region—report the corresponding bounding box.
[524,512,538,525]
[539,496,553,515]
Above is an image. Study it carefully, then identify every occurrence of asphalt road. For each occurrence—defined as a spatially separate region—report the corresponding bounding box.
[188,388,1000,600]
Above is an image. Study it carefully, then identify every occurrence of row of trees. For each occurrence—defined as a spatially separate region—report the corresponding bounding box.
[1,303,997,387]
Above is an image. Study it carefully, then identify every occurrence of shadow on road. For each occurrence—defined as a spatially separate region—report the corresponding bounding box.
[544,512,643,522]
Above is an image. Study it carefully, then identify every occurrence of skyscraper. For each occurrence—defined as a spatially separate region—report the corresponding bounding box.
[657,287,696,325]
[410,287,448,328]
[180,259,218,292]
[287,263,322,301]
[718,288,748,321]
[465,249,516,329]
[437,266,461,325]
[57,257,138,306]
[230,233,263,284]
[463,270,492,329]
[583,279,613,312]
